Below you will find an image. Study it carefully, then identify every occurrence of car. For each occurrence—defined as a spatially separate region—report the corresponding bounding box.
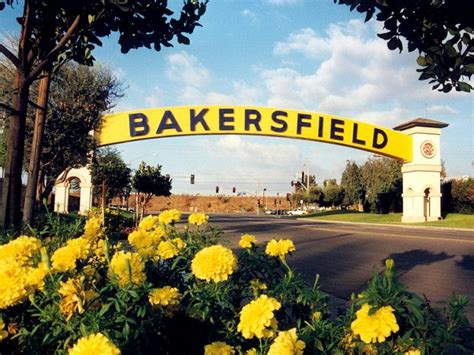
[287,209,308,216]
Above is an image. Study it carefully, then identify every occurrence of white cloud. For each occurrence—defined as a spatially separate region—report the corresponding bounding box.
[166,51,210,88]
[426,105,459,115]
[216,135,302,168]
[144,85,165,108]
[265,0,301,5]
[241,9,258,23]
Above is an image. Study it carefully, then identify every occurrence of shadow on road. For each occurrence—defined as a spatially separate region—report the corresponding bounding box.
[387,249,455,277]
[456,255,474,271]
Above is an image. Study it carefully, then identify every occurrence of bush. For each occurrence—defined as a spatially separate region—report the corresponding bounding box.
[0,211,470,354]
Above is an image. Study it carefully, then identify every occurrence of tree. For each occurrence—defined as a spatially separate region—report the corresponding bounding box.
[341,160,365,209]
[334,0,474,92]
[0,0,207,228]
[132,162,172,220]
[91,148,131,222]
[360,156,402,213]
[35,63,123,202]
[321,179,344,207]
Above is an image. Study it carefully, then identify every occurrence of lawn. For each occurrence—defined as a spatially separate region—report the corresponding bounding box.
[303,210,474,229]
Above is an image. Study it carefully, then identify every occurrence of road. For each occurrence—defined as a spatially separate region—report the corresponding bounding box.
[206,214,474,322]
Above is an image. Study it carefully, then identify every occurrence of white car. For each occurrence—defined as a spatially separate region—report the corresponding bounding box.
[287,209,308,216]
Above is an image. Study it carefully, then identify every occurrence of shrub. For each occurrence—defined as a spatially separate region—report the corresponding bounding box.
[0,211,470,354]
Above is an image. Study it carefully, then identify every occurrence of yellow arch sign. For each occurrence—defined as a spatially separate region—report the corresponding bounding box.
[96,106,413,162]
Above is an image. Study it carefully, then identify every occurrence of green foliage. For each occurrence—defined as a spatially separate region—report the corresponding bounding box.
[91,148,131,202]
[334,0,474,92]
[0,214,470,354]
[341,160,364,206]
[321,179,344,207]
[442,178,474,214]
[360,157,402,213]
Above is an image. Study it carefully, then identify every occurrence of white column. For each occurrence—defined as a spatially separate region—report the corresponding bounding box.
[394,119,448,223]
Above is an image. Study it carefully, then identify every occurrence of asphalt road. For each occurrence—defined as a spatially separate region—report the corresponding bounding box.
[206,213,474,323]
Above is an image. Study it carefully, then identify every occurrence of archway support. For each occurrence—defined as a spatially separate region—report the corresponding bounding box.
[394,119,448,223]
[54,167,93,215]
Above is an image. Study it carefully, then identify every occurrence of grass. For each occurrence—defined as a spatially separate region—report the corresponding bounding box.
[303,210,474,229]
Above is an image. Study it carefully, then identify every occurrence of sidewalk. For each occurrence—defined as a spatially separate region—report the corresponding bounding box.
[298,217,474,232]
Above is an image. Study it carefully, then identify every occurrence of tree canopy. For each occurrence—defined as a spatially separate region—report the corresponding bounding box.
[335,0,474,92]
[0,0,207,228]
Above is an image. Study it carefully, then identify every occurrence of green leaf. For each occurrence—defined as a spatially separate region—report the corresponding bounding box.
[416,56,427,66]
[457,82,472,92]
[464,64,474,74]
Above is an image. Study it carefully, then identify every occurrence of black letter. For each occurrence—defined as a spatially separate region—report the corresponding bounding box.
[129,113,149,137]
[244,109,262,131]
[330,118,345,141]
[317,116,324,138]
[219,108,235,131]
[352,123,366,145]
[271,111,288,133]
[156,110,182,134]
[372,128,388,149]
[190,108,210,131]
[297,113,312,134]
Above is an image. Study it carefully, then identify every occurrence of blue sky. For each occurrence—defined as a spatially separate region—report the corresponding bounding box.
[1,1,472,196]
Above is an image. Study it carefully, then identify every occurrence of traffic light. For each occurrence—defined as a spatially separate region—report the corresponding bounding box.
[190,174,195,184]
[215,186,219,193]
[232,187,236,193]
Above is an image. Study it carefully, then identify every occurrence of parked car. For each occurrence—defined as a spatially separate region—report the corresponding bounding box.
[287,209,308,216]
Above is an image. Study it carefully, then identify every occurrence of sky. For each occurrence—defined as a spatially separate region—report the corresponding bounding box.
[1,0,473,196]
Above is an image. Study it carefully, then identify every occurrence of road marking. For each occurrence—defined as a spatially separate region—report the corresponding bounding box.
[294,225,474,244]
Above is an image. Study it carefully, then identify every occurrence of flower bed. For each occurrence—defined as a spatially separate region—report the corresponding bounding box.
[0,210,470,354]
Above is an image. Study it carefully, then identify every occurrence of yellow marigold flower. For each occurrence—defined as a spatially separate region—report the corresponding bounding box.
[246,349,257,355]
[83,217,102,241]
[139,215,160,231]
[265,239,295,258]
[188,213,209,226]
[268,328,305,355]
[239,234,257,248]
[25,262,48,290]
[312,311,322,320]
[385,258,394,270]
[149,286,181,307]
[351,303,399,344]
[0,257,46,309]
[405,349,421,355]
[0,235,42,265]
[51,237,91,273]
[204,341,235,355]
[69,332,120,355]
[128,230,157,259]
[0,319,8,342]
[59,277,87,321]
[158,209,181,225]
[108,251,146,287]
[157,240,179,260]
[172,237,186,250]
[237,294,281,339]
[191,245,237,283]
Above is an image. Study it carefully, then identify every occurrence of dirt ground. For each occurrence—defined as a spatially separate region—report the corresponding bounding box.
[124,194,293,213]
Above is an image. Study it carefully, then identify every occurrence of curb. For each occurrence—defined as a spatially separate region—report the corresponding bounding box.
[297,218,474,232]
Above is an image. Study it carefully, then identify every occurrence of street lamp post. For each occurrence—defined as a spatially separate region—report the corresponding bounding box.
[263,188,267,210]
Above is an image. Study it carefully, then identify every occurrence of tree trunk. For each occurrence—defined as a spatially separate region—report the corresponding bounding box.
[23,69,52,225]
[0,71,29,228]
[101,182,106,225]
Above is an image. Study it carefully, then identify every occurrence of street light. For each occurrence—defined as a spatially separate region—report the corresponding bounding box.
[263,188,267,210]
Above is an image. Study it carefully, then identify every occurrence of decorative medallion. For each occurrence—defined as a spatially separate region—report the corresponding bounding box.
[421,140,436,158]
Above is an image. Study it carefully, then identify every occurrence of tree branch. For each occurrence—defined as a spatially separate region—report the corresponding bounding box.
[27,14,82,83]
[0,44,20,68]
[0,102,18,115]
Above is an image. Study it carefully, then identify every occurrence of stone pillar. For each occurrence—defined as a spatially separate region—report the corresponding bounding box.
[54,183,68,213]
[394,118,448,223]
[79,182,93,215]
